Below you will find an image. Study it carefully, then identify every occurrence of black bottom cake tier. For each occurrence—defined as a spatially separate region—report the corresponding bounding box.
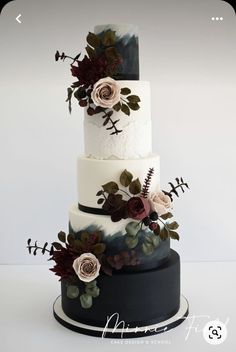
[53,249,189,338]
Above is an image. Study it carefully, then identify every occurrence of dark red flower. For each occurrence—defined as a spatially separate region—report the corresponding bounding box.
[127,197,151,221]
[71,54,121,88]
[49,246,77,281]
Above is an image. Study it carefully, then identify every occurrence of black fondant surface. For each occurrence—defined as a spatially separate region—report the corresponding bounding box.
[61,250,180,328]
[69,222,170,272]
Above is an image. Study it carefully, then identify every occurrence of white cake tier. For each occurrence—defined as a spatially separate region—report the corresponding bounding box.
[69,204,132,236]
[77,154,160,209]
[84,81,152,159]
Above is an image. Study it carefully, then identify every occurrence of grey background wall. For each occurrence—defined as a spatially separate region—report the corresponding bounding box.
[0,0,235,264]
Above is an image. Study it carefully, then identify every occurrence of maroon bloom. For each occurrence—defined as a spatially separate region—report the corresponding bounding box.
[127,197,151,221]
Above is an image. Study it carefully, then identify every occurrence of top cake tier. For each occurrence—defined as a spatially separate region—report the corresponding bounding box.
[94,24,139,80]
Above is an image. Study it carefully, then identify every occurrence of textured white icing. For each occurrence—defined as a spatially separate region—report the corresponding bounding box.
[77,154,160,208]
[69,204,132,236]
[84,81,151,159]
[94,24,138,39]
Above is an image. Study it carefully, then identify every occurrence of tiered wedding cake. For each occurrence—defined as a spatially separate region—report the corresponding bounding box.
[27,24,189,338]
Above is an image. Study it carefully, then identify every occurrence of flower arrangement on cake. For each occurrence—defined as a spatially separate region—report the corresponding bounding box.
[55,29,141,135]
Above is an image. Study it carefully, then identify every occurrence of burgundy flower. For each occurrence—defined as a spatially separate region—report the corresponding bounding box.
[127,197,151,221]
[71,54,121,88]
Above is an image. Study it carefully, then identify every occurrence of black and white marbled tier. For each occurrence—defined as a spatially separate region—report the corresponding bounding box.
[94,24,139,80]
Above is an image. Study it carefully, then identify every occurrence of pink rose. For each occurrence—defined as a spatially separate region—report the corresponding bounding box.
[148,191,172,216]
[127,197,151,220]
[72,253,101,282]
[91,77,121,108]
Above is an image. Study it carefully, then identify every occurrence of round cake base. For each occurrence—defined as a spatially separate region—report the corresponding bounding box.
[53,295,189,338]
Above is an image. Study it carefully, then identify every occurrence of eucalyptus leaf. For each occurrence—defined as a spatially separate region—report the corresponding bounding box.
[129,178,141,195]
[142,242,154,255]
[85,285,100,298]
[120,169,133,187]
[80,293,93,309]
[58,231,66,243]
[102,181,119,194]
[85,280,97,288]
[92,243,106,255]
[125,221,140,237]
[67,285,79,299]
[125,236,139,249]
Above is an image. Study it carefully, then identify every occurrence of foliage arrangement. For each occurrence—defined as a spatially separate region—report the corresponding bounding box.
[55,29,141,135]
[27,229,140,308]
[96,168,189,254]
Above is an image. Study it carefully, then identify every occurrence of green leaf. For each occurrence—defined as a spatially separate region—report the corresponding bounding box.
[58,231,66,243]
[74,88,87,100]
[67,285,79,299]
[113,102,121,112]
[67,233,75,245]
[73,239,83,252]
[97,198,104,204]
[125,221,140,237]
[96,190,103,196]
[102,29,116,46]
[154,223,161,236]
[65,87,73,114]
[129,178,141,195]
[121,103,130,116]
[127,102,140,111]
[92,243,106,255]
[86,32,100,48]
[159,227,169,240]
[81,231,89,243]
[85,285,100,298]
[160,212,173,220]
[102,181,119,194]
[120,169,133,187]
[121,87,131,95]
[80,293,93,309]
[85,45,96,59]
[169,231,180,240]
[52,242,63,250]
[85,280,97,288]
[168,221,179,231]
[125,236,139,249]
[127,95,140,103]
[142,242,154,255]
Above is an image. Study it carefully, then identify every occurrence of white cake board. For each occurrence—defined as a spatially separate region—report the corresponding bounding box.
[53,295,189,338]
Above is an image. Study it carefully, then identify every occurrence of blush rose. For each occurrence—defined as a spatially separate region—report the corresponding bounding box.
[148,191,172,216]
[91,77,121,108]
[72,253,101,282]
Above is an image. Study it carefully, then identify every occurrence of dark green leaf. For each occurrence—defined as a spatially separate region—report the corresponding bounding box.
[92,243,106,255]
[74,88,86,100]
[169,231,180,240]
[52,242,63,250]
[127,102,140,111]
[103,117,110,126]
[121,87,131,95]
[102,181,119,194]
[102,29,116,46]
[121,103,130,116]
[85,45,96,59]
[58,231,66,243]
[168,221,179,231]
[86,32,100,48]
[160,212,173,220]
[142,242,154,255]
[159,227,169,240]
[129,178,141,195]
[127,95,141,103]
[120,169,133,187]
[85,285,100,298]
[96,190,103,196]
[81,232,89,243]
[67,234,75,245]
[113,102,121,112]
[97,198,104,204]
